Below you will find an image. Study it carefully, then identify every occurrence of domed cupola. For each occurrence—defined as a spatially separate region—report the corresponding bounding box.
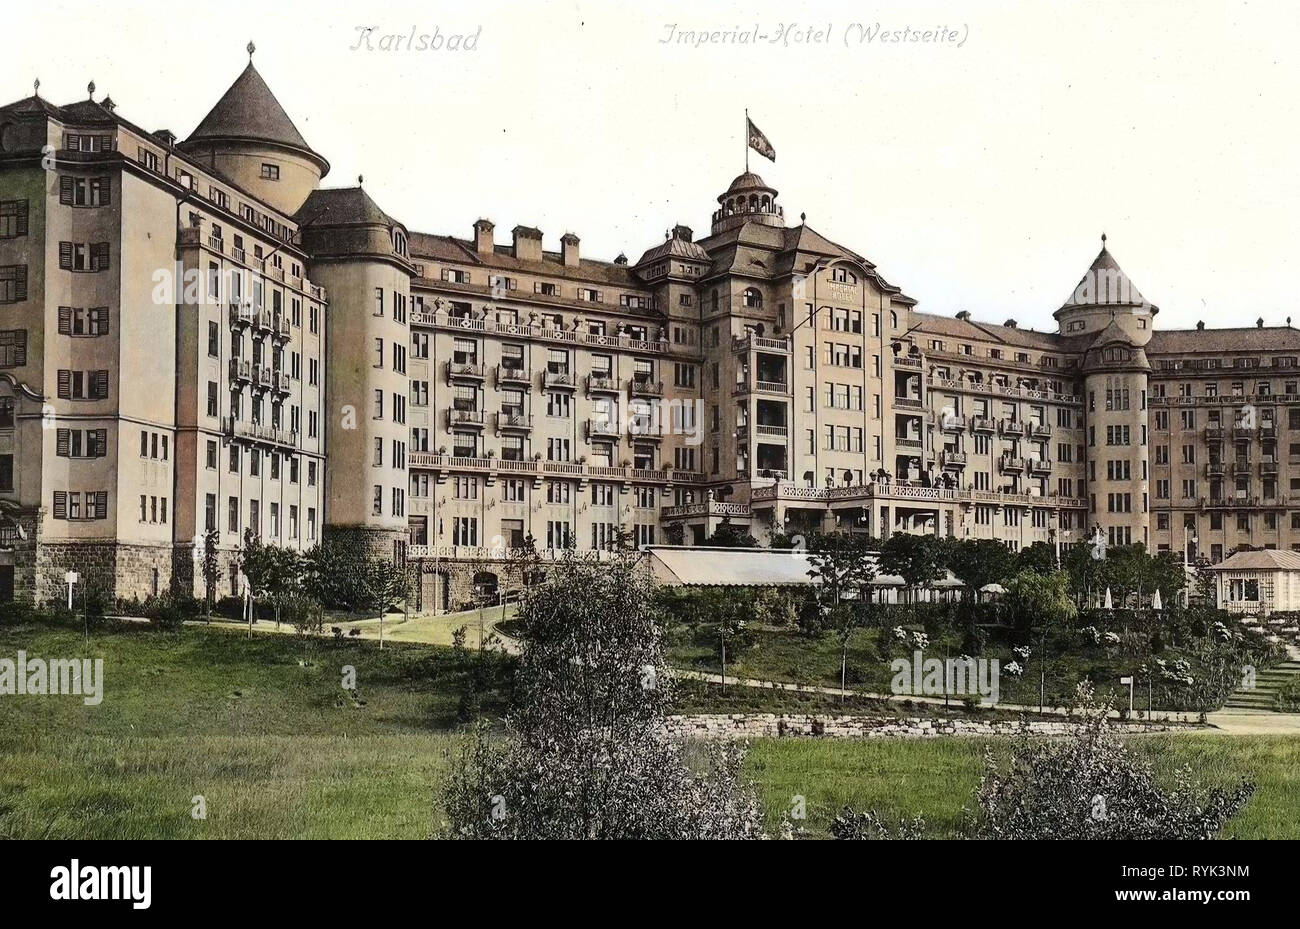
[711,172,785,235]
[180,47,329,216]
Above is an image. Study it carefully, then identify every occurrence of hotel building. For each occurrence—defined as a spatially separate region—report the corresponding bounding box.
[1,57,1297,606]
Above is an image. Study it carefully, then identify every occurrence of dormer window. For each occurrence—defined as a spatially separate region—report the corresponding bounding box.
[830,268,857,284]
[742,288,762,308]
[392,229,407,257]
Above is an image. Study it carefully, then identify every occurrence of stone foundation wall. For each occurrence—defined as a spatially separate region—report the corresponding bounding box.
[35,540,175,605]
[662,713,1176,740]
[322,525,407,562]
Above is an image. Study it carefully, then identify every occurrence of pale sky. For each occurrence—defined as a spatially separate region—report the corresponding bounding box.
[11,0,1300,332]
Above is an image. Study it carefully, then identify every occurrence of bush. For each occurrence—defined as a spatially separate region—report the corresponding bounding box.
[1276,677,1300,712]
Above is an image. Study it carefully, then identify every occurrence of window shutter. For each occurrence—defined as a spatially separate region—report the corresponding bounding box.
[93,307,109,335]
[14,200,27,236]
[14,267,25,302]
[57,369,70,398]
[56,428,69,456]
[59,176,73,204]
[94,492,107,520]
[59,241,72,269]
[91,242,109,271]
[13,331,25,366]
[92,429,107,457]
[58,306,71,334]
[92,370,109,399]
[52,491,67,519]
[99,177,111,206]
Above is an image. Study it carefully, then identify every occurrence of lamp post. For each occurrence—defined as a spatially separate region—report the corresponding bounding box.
[1120,675,1134,716]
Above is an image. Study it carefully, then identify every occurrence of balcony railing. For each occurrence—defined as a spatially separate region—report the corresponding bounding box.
[229,305,254,327]
[732,335,791,354]
[941,414,966,432]
[971,416,996,433]
[221,416,297,448]
[755,423,789,438]
[496,412,532,431]
[274,372,291,395]
[229,359,251,383]
[406,452,703,485]
[940,451,967,468]
[448,362,486,382]
[895,436,923,450]
[630,378,663,397]
[448,409,485,427]
[585,374,619,394]
[999,455,1027,472]
[586,418,623,440]
[543,370,577,390]
[415,313,670,354]
[894,396,924,410]
[253,364,273,389]
[750,479,1088,510]
[496,364,531,389]
[1029,458,1053,473]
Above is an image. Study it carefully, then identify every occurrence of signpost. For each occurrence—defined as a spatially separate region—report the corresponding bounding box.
[1119,675,1134,716]
[65,570,82,641]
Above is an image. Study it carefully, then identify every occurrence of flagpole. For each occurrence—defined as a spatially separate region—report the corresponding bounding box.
[744,108,749,172]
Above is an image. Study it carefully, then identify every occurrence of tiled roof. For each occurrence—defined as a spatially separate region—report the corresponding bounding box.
[296,186,396,227]
[1059,243,1154,311]
[407,232,642,288]
[1207,549,1300,571]
[185,63,326,170]
[1147,326,1300,355]
[909,311,1085,352]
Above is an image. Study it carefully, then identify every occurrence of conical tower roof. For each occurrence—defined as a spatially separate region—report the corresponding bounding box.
[184,63,328,174]
[1056,237,1154,316]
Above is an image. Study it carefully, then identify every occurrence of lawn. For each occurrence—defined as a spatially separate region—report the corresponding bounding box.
[1,617,1295,839]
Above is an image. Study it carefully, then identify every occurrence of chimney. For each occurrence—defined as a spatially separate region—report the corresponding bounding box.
[955,310,971,321]
[1257,317,1265,328]
[561,232,580,268]
[512,225,543,262]
[1196,320,1205,330]
[473,219,494,255]
[672,224,694,243]
[1004,318,1017,329]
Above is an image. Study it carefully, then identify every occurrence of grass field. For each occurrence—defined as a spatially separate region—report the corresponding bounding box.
[1,618,1296,839]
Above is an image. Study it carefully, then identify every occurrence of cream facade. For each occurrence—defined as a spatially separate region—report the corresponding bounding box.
[2,58,1298,607]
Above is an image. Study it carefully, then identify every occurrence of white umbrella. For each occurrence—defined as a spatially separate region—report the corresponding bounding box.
[1104,587,1113,610]
[1152,589,1163,611]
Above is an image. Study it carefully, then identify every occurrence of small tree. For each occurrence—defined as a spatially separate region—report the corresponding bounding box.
[878,532,946,606]
[201,526,221,623]
[360,556,409,650]
[442,549,762,839]
[806,534,877,697]
[238,529,278,637]
[947,538,1015,602]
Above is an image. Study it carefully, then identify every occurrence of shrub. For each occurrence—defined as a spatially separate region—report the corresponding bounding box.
[1276,676,1300,712]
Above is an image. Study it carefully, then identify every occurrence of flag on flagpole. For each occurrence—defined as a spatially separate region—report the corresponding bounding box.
[747,116,775,162]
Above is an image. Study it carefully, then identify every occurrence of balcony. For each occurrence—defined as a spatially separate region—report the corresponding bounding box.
[252,363,273,389]
[630,378,663,398]
[228,358,251,384]
[543,370,578,390]
[1261,458,1279,475]
[1231,458,1251,476]
[1262,425,1278,439]
[998,419,1025,437]
[1205,460,1225,478]
[940,414,966,432]
[274,315,291,340]
[999,455,1027,473]
[585,418,623,441]
[894,354,923,369]
[229,304,253,328]
[448,362,486,383]
[755,423,788,439]
[734,375,788,395]
[585,374,619,395]
[255,309,274,334]
[894,436,923,451]
[495,364,531,389]
[273,372,291,396]
[447,409,486,428]
[221,416,297,448]
[1030,423,1052,439]
[496,412,532,432]
[971,416,996,433]
[1029,458,1053,474]
[1205,425,1225,440]
[894,395,924,411]
[940,451,967,469]
[732,334,791,354]
[1233,426,1254,440]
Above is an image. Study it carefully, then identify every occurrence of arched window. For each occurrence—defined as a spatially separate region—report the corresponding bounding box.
[391,228,407,257]
[748,194,759,211]
[890,311,898,330]
[761,195,771,211]
[743,288,762,308]
[711,289,719,312]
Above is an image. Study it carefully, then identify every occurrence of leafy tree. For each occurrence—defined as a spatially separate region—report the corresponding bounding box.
[946,538,1015,601]
[878,532,946,605]
[1016,540,1058,575]
[442,549,762,839]
[706,518,759,548]
[805,534,877,696]
[1005,569,1076,637]
[238,529,278,637]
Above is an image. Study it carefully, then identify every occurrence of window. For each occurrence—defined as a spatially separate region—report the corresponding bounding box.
[260,163,280,180]
[0,266,28,303]
[0,199,30,237]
